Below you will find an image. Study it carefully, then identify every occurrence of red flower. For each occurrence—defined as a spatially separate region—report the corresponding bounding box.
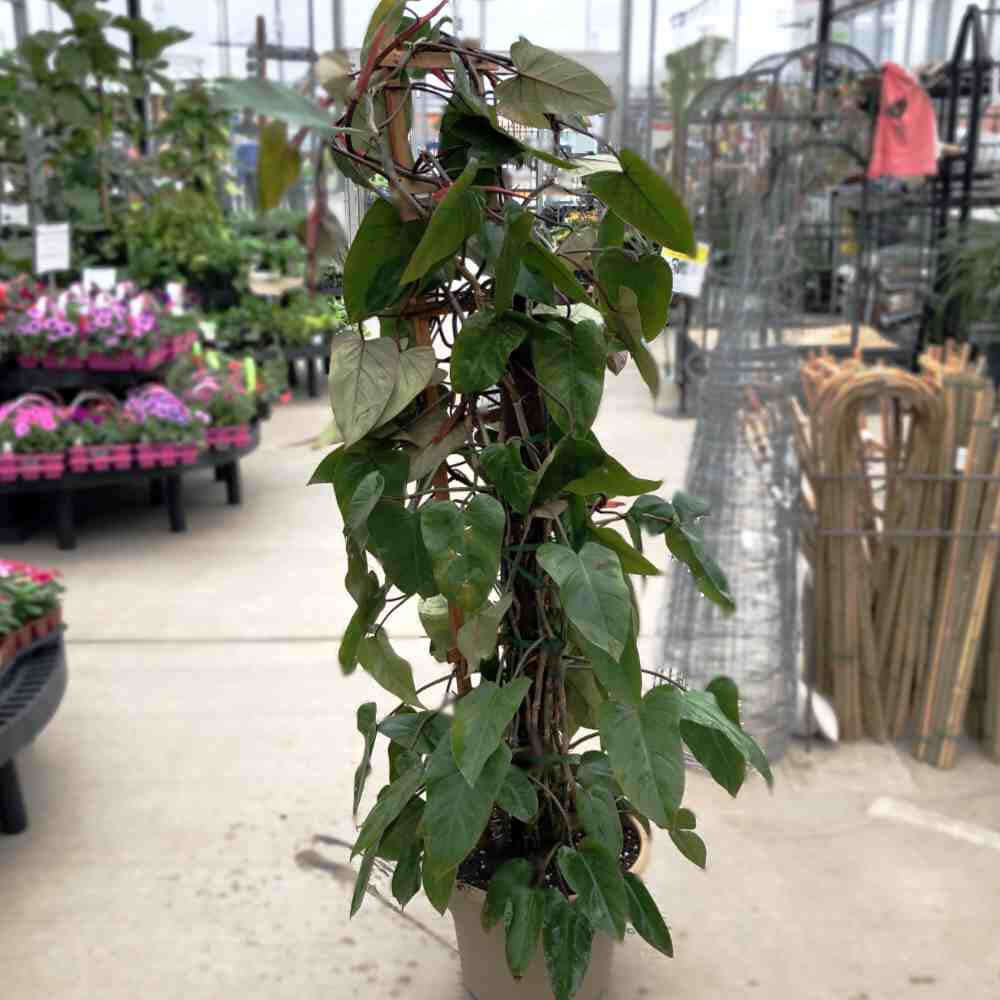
[279,391,292,404]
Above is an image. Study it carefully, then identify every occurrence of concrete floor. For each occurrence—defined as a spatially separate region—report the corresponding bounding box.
[3,363,1000,999]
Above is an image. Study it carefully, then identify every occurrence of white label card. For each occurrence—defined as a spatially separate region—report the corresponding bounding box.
[34,223,71,274]
[83,267,118,290]
[661,242,710,299]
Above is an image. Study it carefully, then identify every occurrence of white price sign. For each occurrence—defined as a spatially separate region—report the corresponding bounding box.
[83,267,118,290]
[662,242,710,299]
[34,223,71,274]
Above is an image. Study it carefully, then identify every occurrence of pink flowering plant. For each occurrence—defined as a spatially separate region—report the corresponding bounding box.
[0,399,66,454]
[123,385,207,444]
[0,559,64,635]
[65,400,136,446]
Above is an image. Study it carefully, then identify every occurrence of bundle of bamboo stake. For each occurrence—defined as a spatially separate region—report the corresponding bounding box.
[790,345,1000,764]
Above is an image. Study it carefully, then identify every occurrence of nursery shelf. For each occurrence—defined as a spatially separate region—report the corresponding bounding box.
[0,422,260,551]
[0,360,173,394]
[0,631,67,835]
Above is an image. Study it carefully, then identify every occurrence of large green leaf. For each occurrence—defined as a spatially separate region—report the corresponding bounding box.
[606,287,660,396]
[565,666,604,736]
[213,78,347,132]
[257,121,302,213]
[578,632,642,706]
[345,472,384,550]
[378,797,425,861]
[536,438,606,505]
[584,148,694,256]
[495,208,536,312]
[401,158,482,284]
[665,523,735,612]
[392,841,422,909]
[422,742,512,872]
[623,873,673,956]
[378,710,451,754]
[588,524,661,576]
[353,761,425,855]
[343,199,426,322]
[328,333,399,447]
[352,703,378,817]
[628,494,676,537]
[330,444,409,513]
[480,439,539,516]
[543,890,594,1000]
[421,496,506,613]
[599,688,685,829]
[457,594,513,673]
[423,862,457,914]
[339,569,387,675]
[451,310,527,393]
[522,242,590,305]
[482,858,534,930]
[669,828,707,869]
[506,887,546,978]
[597,249,673,342]
[408,426,468,483]
[363,0,406,48]
[375,347,438,428]
[576,783,623,859]
[537,543,631,662]
[557,841,627,940]
[672,490,712,523]
[496,766,538,822]
[497,38,616,117]
[564,451,661,498]
[451,677,531,786]
[531,319,605,436]
[598,210,625,250]
[678,687,773,792]
[706,676,741,726]
[367,502,437,597]
[357,631,422,707]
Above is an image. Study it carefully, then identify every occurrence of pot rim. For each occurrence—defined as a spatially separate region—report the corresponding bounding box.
[455,812,652,899]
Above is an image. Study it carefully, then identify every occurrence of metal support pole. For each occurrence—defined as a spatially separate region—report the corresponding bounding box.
[479,0,486,47]
[904,0,917,66]
[731,0,740,76]
[274,0,285,82]
[617,0,633,148]
[126,0,148,154]
[332,0,344,51]
[646,0,658,163]
[218,0,232,77]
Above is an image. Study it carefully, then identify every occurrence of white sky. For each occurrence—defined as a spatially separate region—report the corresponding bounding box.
[9,0,803,84]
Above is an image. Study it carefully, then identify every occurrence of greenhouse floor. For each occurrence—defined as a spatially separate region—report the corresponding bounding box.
[3,362,1000,1000]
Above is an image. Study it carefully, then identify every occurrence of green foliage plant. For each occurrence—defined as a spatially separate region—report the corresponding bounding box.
[240,6,772,997]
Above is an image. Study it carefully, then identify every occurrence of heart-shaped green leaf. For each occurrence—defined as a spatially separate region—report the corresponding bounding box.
[522,241,590,304]
[531,319,606,436]
[496,766,538,822]
[497,38,616,117]
[451,677,531,786]
[505,887,546,978]
[391,841,422,909]
[421,496,506,613]
[599,687,685,829]
[597,249,673,342]
[357,631,422,707]
[368,502,437,597]
[457,594,514,674]
[557,841,627,940]
[328,333,400,446]
[584,148,695,256]
[543,890,595,1000]
[423,741,512,872]
[536,438,606,504]
[537,542,631,662]
[401,158,482,284]
[451,310,527,393]
[588,524,661,576]
[564,452,662,498]
[481,439,540,516]
[623,873,673,956]
[605,287,660,396]
[495,207,536,312]
[343,199,426,322]
[576,782,623,859]
[375,347,438,429]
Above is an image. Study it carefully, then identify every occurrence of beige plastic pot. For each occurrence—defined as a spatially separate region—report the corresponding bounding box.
[448,817,651,1000]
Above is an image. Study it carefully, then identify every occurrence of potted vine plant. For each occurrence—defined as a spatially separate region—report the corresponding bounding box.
[242,6,772,998]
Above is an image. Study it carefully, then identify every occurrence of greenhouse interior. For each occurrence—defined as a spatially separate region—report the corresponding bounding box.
[2,1,1000,998]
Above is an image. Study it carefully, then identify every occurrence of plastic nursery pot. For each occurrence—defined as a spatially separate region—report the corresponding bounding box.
[138,347,169,370]
[135,443,175,469]
[206,425,251,450]
[18,355,40,368]
[88,353,134,372]
[0,453,15,483]
[109,444,132,470]
[448,816,651,1000]
[177,444,200,465]
[14,452,65,481]
[42,354,84,370]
